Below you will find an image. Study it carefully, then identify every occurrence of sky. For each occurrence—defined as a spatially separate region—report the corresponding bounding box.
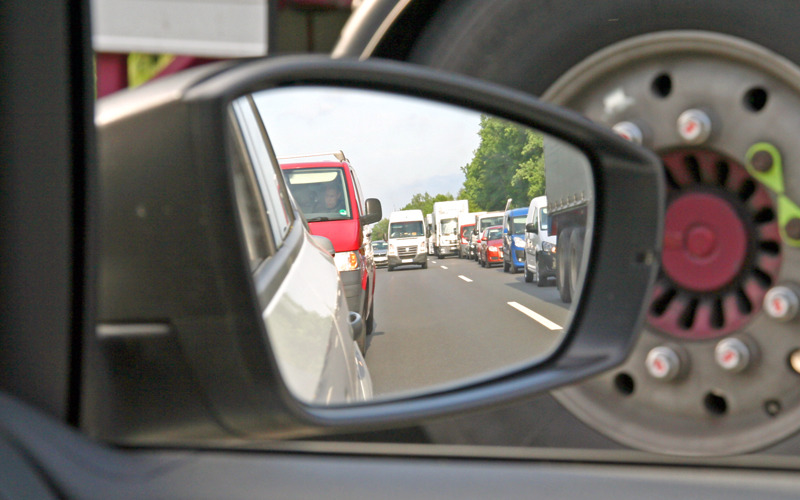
[253,86,483,213]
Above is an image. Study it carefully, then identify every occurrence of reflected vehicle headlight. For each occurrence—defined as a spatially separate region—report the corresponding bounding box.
[542,241,556,253]
[388,244,396,255]
[418,242,426,252]
[334,251,360,272]
[488,245,498,252]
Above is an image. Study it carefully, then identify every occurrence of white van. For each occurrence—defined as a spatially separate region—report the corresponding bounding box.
[387,210,428,271]
[524,196,558,286]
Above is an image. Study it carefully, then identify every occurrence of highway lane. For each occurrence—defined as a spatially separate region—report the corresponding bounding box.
[365,256,573,398]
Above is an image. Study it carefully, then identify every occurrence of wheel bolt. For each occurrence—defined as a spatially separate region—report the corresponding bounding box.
[612,121,644,145]
[750,150,775,172]
[764,285,800,321]
[677,109,712,144]
[786,217,800,240]
[645,346,682,381]
[715,338,751,372]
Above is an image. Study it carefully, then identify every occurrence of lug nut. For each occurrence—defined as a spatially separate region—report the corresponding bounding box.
[715,338,751,372]
[612,121,644,145]
[750,149,774,172]
[764,285,800,321]
[677,109,712,144]
[645,346,682,381]
[786,217,800,241]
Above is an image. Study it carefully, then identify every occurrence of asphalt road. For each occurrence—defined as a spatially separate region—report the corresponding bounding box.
[365,255,573,399]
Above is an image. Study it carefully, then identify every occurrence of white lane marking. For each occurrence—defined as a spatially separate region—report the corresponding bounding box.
[507,301,562,331]
[458,275,473,283]
[441,266,448,269]
[431,261,438,264]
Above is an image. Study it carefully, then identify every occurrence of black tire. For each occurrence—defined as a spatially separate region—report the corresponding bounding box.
[535,257,547,287]
[556,228,572,304]
[503,260,509,272]
[524,266,533,283]
[387,265,394,272]
[403,0,800,456]
[421,260,428,269]
[365,301,374,336]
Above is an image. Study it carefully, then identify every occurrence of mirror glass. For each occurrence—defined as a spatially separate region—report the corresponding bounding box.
[231,87,594,405]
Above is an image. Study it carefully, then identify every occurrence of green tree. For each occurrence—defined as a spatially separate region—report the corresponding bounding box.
[371,218,389,241]
[461,116,545,210]
[400,192,454,215]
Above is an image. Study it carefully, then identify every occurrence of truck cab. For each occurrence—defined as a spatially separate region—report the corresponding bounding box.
[502,206,529,273]
[523,196,557,286]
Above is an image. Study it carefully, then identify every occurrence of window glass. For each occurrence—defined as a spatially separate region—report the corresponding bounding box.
[231,96,293,244]
[389,221,424,237]
[226,109,271,269]
[283,167,352,221]
[511,215,527,235]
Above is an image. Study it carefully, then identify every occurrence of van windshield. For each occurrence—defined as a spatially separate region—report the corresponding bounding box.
[283,167,352,221]
[389,221,424,238]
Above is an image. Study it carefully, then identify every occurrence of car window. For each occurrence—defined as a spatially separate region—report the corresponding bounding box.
[226,107,272,268]
[511,215,526,235]
[230,96,293,244]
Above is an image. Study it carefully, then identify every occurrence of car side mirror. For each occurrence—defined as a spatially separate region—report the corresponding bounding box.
[89,56,663,443]
[361,198,382,225]
[526,222,538,234]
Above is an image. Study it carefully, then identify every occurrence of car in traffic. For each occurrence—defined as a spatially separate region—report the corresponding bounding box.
[387,209,428,271]
[477,225,504,268]
[471,211,504,261]
[502,205,528,274]
[371,240,388,267]
[524,195,557,286]
[280,152,382,351]
[458,222,475,258]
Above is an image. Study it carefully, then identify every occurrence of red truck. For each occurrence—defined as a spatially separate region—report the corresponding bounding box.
[280,151,382,353]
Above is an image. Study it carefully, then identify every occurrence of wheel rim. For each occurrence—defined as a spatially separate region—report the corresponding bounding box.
[546,31,800,455]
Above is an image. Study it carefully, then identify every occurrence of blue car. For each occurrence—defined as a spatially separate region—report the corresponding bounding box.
[502,206,529,274]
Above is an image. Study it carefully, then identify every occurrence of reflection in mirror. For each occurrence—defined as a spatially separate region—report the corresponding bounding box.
[237,87,594,405]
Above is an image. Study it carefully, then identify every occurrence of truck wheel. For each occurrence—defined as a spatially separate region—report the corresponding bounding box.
[421,260,428,269]
[556,228,573,304]
[406,0,800,455]
[387,265,394,272]
[503,260,510,272]
[524,266,533,283]
[568,228,585,298]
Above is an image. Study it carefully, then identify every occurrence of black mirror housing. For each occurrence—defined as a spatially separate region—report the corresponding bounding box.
[86,56,663,445]
[362,198,382,225]
[525,222,538,233]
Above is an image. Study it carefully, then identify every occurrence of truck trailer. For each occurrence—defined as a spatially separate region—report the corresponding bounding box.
[545,136,594,303]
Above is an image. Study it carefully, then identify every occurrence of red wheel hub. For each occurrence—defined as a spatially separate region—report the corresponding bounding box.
[647,150,782,340]
[662,193,748,292]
